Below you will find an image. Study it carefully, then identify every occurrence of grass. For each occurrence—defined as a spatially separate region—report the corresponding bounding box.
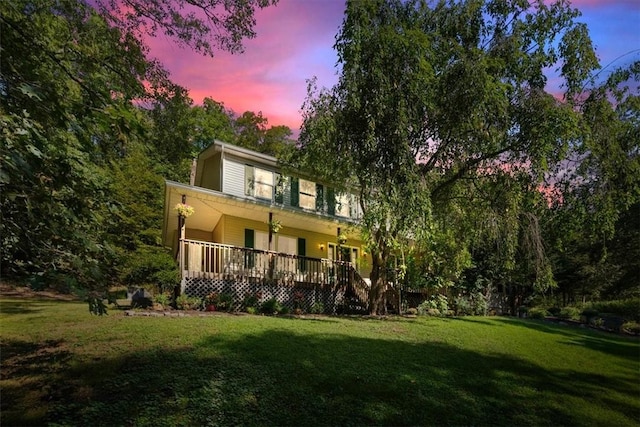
[1,298,639,426]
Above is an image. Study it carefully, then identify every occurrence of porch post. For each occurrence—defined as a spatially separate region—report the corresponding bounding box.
[268,212,273,251]
[178,194,186,294]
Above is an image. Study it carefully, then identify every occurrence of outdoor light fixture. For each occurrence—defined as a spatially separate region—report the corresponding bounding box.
[320,244,325,251]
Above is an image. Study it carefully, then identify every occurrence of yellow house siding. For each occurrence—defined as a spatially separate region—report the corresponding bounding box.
[212,215,225,242]
[185,228,213,242]
[220,214,369,278]
[222,215,269,247]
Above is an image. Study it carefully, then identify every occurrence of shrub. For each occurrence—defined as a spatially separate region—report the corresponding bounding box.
[153,293,172,307]
[558,306,581,320]
[405,307,418,316]
[242,292,260,312]
[471,293,488,316]
[217,293,234,311]
[246,306,257,315]
[260,298,282,315]
[547,306,562,317]
[310,302,325,314]
[121,246,179,293]
[585,299,640,322]
[176,294,202,310]
[108,286,128,301]
[622,322,640,335]
[453,296,472,316]
[418,294,448,316]
[528,307,549,319]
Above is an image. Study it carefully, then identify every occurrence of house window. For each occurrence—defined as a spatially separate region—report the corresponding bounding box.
[255,231,269,251]
[245,165,274,200]
[277,235,297,255]
[336,193,352,218]
[254,168,274,200]
[299,179,316,210]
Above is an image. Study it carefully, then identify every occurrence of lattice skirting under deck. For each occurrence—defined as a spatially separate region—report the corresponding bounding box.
[182,277,346,314]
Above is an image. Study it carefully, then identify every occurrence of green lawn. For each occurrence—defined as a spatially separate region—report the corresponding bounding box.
[1,298,639,426]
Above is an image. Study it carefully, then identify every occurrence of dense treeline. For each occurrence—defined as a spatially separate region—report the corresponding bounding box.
[290,0,639,314]
[1,0,637,315]
[0,0,289,297]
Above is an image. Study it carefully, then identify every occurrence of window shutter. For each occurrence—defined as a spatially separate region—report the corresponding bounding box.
[244,229,255,268]
[244,229,254,248]
[327,187,335,215]
[290,177,299,207]
[275,173,284,204]
[244,165,254,196]
[315,183,324,212]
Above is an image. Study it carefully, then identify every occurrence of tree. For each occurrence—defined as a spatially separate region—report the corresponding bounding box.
[93,0,278,57]
[291,0,596,314]
[1,0,278,302]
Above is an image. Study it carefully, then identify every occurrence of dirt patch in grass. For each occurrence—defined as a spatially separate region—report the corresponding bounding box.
[0,281,78,301]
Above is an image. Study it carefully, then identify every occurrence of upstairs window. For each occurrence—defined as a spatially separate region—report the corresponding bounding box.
[245,165,274,200]
[299,179,316,210]
[336,193,352,218]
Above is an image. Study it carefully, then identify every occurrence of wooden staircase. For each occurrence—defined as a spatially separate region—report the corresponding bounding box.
[340,265,370,314]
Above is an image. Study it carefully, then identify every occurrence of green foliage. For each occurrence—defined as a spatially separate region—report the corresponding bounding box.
[175,294,202,311]
[260,297,282,315]
[622,322,640,335]
[242,292,260,311]
[293,0,596,313]
[310,302,325,315]
[153,293,172,307]
[528,307,549,320]
[453,292,488,316]
[417,295,449,316]
[584,299,640,323]
[87,296,108,316]
[120,246,179,293]
[558,306,581,321]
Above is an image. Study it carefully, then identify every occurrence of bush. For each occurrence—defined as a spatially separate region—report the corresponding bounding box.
[584,299,640,322]
[217,293,234,311]
[310,302,325,314]
[260,298,282,315]
[528,307,549,319]
[176,294,202,310]
[107,286,128,303]
[558,306,581,320]
[405,307,418,316]
[153,293,172,307]
[242,292,260,312]
[622,322,640,335]
[121,246,179,293]
[418,295,448,316]
[453,296,472,316]
[548,307,562,317]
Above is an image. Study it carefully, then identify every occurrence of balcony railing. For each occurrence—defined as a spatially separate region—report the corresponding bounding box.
[179,239,355,286]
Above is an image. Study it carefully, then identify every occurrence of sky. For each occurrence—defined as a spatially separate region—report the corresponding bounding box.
[146,0,640,138]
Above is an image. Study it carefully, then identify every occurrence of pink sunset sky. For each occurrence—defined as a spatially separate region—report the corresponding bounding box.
[146,0,640,138]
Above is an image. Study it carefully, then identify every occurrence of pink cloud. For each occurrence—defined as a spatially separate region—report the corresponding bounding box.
[145,0,344,135]
[144,0,637,141]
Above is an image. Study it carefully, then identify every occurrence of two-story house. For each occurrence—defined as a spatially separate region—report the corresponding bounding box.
[162,140,369,312]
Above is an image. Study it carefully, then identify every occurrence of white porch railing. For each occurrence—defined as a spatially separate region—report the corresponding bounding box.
[179,239,355,286]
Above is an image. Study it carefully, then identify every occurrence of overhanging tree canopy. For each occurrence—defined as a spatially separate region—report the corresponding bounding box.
[290,0,600,314]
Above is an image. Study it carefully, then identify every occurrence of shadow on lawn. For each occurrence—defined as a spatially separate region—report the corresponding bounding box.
[2,326,639,426]
[0,300,47,315]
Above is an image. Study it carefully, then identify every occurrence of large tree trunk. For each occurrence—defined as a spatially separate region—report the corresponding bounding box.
[369,247,388,315]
